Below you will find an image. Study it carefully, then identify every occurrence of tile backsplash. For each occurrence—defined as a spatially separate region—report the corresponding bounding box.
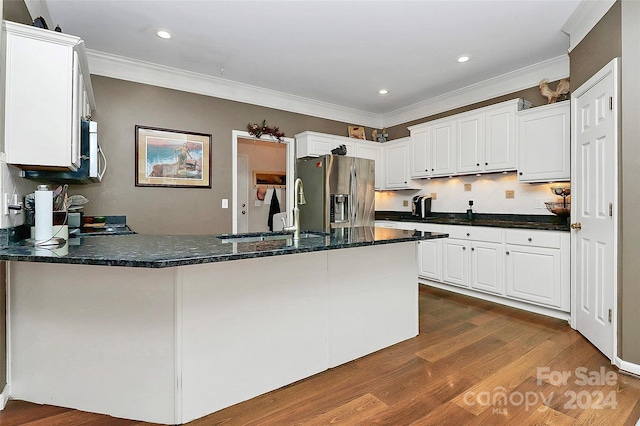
[375,172,569,216]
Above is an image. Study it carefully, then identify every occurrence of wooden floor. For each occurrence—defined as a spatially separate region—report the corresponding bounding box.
[2,285,640,425]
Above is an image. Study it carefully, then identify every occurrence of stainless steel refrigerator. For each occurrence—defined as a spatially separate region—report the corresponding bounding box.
[296,155,375,232]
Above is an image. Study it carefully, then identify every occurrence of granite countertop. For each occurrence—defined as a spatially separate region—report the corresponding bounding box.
[0,226,448,268]
[375,211,570,232]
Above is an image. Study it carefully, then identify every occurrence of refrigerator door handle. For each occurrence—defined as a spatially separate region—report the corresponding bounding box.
[350,163,358,225]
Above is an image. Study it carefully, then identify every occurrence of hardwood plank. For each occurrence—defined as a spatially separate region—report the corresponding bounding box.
[284,393,388,426]
[416,316,511,362]
[452,339,566,416]
[522,406,577,425]
[408,401,477,425]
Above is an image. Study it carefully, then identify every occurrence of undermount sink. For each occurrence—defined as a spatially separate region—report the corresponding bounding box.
[218,231,326,244]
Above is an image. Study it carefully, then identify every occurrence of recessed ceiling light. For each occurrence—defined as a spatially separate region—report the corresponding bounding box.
[457,55,470,63]
[378,89,389,95]
[157,30,172,39]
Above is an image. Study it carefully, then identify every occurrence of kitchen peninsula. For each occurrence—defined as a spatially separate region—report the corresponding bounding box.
[0,227,446,424]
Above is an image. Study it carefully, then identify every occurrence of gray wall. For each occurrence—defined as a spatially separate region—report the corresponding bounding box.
[70,76,363,235]
[620,0,640,364]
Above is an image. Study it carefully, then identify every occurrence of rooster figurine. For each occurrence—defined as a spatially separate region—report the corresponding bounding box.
[539,78,570,103]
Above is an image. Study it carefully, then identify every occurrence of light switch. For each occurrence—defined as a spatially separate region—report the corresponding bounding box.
[221,199,229,208]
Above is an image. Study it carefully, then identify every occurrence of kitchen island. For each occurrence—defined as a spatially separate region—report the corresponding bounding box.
[0,227,446,424]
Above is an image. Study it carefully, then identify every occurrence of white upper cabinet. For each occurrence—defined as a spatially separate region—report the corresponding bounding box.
[409,117,457,178]
[431,119,456,176]
[383,138,415,189]
[517,102,570,182]
[295,131,384,189]
[410,126,431,178]
[3,21,95,171]
[410,99,526,179]
[457,112,484,174]
[295,131,358,158]
[484,102,517,171]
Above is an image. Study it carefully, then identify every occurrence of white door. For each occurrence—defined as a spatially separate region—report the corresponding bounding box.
[571,58,619,360]
[237,154,249,233]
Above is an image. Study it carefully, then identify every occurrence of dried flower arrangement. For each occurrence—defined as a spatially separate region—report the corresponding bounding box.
[247,120,285,142]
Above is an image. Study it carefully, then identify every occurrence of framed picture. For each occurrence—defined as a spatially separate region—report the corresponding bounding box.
[135,125,212,188]
[348,125,366,140]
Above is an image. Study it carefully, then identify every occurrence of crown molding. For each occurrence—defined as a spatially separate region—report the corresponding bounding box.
[562,0,616,52]
[383,55,569,128]
[86,50,384,128]
[88,50,568,130]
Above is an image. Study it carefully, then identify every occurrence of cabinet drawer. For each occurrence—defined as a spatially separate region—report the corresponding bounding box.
[505,230,561,249]
[441,225,502,243]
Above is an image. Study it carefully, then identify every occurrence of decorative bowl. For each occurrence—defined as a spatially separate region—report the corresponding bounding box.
[545,202,570,218]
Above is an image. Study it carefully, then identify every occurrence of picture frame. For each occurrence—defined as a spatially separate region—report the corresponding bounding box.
[253,170,286,188]
[135,125,212,188]
[348,125,366,140]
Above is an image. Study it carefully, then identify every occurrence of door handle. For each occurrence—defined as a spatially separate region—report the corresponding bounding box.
[570,222,582,230]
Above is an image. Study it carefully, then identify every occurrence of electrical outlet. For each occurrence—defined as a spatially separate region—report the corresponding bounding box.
[430,192,437,200]
[505,190,515,199]
[402,200,409,207]
[464,183,472,192]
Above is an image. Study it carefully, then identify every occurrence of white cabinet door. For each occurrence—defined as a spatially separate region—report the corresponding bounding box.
[470,241,503,295]
[296,133,347,158]
[517,102,570,182]
[410,127,432,178]
[485,104,516,171]
[384,139,414,189]
[415,223,443,282]
[442,238,470,288]
[432,119,456,176]
[505,244,562,308]
[457,113,484,174]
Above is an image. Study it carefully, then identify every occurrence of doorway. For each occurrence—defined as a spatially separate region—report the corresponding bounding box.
[231,131,295,234]
[571,58,619,361]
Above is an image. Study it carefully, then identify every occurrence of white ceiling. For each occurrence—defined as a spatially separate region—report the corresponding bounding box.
[41,0,580,117]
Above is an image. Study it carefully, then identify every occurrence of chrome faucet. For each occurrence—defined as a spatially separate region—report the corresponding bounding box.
[282,178,306,240]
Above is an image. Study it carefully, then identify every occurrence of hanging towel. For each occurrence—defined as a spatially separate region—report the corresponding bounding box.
[267,189,281,231]
[264,188,274,205]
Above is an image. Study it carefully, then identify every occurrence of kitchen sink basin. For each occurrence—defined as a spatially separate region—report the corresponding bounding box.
[218,231,326,243]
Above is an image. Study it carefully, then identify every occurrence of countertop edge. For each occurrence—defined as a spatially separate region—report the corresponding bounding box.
[0,230,448,268]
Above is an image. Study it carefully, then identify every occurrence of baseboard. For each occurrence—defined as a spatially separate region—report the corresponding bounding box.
[419,279,571,322]
[0,384,10,410]
[615,357,640,377]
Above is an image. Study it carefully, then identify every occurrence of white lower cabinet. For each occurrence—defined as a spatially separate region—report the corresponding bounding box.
[402,221,570,318]
[504,229,569,311]
[442,239,470,288]
[505,245,561,307]
[418,238,442,282]
[471,240,503,295]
